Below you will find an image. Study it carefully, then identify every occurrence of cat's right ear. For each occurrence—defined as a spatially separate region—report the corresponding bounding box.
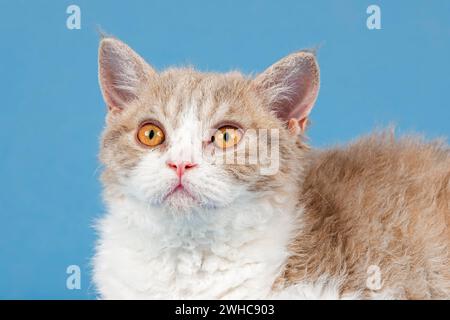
[98,38,156,112]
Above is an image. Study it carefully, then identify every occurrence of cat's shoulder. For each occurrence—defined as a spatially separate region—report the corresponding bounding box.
[304,131,450,183]
[300,132,450,216]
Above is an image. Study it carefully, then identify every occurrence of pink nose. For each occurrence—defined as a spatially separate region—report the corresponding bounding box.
[166,161,197,178]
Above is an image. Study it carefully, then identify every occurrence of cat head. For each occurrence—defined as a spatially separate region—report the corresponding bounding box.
[98,38,320,214]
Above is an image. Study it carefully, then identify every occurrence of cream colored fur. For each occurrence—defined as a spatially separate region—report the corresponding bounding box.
[93,38,450,300]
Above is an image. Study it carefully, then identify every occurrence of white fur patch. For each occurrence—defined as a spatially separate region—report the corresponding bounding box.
[93,193,300,299]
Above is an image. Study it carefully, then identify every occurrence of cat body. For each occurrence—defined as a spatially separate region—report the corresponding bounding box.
[281,135,450,299]
[93,38,450,299]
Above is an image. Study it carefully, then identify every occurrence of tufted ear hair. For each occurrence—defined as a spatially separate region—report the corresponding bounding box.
[98,37,156,111]
[254,51,320,133]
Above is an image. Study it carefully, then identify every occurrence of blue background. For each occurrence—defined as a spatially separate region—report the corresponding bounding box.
[0,0,449,299]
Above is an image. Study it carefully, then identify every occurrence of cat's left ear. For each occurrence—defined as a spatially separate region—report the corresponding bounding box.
[254,51,320,134]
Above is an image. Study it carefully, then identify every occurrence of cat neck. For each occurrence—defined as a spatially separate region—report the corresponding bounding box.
[104,185,300,250]
[98,183,302,299]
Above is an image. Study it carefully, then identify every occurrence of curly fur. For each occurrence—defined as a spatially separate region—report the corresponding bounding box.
[93,38,450,300]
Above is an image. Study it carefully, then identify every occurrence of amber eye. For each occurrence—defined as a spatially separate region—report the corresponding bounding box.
[211,126,242,149]
[137,123,165,147]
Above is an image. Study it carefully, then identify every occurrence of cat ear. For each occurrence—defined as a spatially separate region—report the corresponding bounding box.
[98,37,156,111]
[254,51,320,133]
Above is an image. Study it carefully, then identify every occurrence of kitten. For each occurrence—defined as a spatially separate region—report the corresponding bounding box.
[93,37,450,299]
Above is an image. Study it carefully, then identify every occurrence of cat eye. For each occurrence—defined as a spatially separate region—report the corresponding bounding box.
[137,123,165,147]
[211,126,242,149]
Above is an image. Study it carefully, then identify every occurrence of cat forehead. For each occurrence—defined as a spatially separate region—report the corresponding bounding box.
[152,68,252,103]
[132,68,268,128]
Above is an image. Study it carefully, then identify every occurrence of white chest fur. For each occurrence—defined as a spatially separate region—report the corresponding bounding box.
[93,195,299,299]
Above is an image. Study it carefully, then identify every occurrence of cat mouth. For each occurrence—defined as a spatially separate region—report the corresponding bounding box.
[163,183,196,202]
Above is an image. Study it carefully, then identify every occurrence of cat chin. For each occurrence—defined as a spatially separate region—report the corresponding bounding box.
[161,194,201,213]
[123,185,231,216]
[149,192,222,215]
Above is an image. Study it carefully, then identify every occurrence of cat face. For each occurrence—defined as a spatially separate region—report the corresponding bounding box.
[98,38,319,213]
